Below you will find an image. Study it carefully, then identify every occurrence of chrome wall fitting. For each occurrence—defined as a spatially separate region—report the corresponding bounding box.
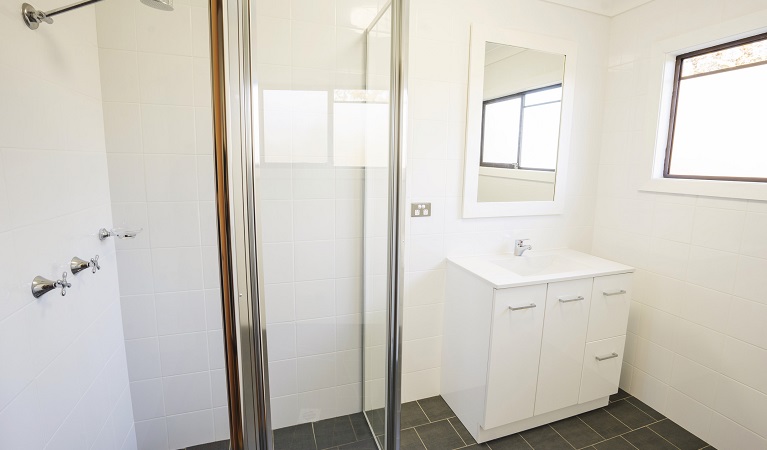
[31,272,71,298]
[21,3,53,29]
[98,227,142,241]
[22,0,173,30]
[70,255,100,275]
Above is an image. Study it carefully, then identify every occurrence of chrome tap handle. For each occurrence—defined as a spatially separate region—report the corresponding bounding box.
[56,272,71,296]
[70,255,101,275]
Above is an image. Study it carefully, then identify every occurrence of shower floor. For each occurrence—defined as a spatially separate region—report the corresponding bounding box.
[180,390,713,450]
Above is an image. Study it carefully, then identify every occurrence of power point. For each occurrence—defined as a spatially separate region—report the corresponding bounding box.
[411,202,432,218]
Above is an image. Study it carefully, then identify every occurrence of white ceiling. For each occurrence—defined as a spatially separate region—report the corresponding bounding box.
[541,0,652,17]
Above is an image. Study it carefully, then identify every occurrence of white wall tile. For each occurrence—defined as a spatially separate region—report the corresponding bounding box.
[141,105,197,154]
[104,102,143,154]
[136,4,193,56]
[144,154,198,202]
[267,323,297,361]
[138,53,195,106]
[297,354,337,392]
[151,247,204,293]
[166,410,214,449]
[163,372,212,415]
[121,295,158,340]
[99,49,140,102]
[126,338,162,381]
[294,241,335,281]
[154,291,206,335]
[135,418,169,450]
[296,317,336,356]
[158,332,210,376]
[295,280,336,320]
[147,202,201,248]
[131,379,166,421]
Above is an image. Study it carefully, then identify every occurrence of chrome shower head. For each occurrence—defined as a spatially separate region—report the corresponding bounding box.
[140,0,173,11]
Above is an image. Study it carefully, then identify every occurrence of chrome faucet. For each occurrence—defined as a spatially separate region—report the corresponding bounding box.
[514,239,532,256]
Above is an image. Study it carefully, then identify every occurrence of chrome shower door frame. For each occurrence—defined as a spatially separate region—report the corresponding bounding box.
[212,0,411,448]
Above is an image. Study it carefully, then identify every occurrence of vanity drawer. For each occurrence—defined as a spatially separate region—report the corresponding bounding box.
[587,273,632,342]
[484,284,547,429]
[579,335,626,404]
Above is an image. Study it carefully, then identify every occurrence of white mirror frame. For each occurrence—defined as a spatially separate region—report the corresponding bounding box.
[462,25,578,218]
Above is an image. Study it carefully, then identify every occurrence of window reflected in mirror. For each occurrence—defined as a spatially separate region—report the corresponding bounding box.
[477,43,565,203]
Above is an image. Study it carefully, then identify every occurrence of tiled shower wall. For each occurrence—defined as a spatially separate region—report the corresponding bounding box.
[255,0,388,429]
[0,3,136,450]
[592,1,767,449]
[95,0,228,448]
[399,0,610,402]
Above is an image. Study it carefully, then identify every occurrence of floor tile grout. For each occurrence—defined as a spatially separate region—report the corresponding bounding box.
[272,392,709,450]
[546,423,578,450]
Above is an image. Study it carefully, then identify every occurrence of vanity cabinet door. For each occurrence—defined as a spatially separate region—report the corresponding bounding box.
[587,274,632,342]
[484,284,547,429]
[579,335,626,404]
[534,278,593,416]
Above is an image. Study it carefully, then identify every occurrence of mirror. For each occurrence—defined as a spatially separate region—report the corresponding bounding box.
[463,26,577,217]
[479,44,564,202]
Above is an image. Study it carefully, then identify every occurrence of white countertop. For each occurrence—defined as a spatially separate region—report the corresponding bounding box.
[447,249,634,288]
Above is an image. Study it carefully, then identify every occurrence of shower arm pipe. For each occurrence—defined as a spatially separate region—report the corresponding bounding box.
[37,0,104,18]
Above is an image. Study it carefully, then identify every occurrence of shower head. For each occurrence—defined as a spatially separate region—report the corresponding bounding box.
[23,0,173,30]
[140,0,173,11]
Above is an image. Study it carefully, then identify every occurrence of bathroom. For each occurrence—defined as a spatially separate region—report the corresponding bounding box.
[1,0,766,449]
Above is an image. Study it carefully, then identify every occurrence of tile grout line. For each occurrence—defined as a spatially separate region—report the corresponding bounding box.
[646,426,684,450]
[546,423,577,450]
[575,414,608,442]
[445,418,468,448]
[411,425,430,450]
[516,433,535,450]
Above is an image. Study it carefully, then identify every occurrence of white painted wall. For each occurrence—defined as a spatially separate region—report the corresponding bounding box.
[483,49,564,100]
[0,2,136,450]
[477,167,556,202]
[94,0,229,448]
[592,1,767,449]
[402,0,610,402]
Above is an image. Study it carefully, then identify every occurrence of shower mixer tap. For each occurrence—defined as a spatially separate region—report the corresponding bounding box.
[31,272,71,298]
[71,255,100,275]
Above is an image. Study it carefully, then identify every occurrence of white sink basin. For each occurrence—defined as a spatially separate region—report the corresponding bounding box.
[492,254,590,276]
[448,249,633,288]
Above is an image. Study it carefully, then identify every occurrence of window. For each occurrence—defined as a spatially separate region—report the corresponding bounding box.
[665,32,767,182]
[480,84,562,171]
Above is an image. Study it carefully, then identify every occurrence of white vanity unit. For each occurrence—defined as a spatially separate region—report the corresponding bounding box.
[441,249,633,443]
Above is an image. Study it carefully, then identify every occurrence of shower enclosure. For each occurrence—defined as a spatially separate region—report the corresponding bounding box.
[1,0,408,447]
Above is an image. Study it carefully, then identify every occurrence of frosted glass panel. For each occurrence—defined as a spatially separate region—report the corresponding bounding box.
[669,64,767,178]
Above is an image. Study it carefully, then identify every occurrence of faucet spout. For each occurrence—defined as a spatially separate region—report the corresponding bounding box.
[514,239,532,256]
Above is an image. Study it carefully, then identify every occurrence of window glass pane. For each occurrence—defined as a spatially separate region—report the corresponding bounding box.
[524,86,562,106]
[519,102,561,170]
[681,36,767,77]
[669,63,767,178]
[482,97,521,165]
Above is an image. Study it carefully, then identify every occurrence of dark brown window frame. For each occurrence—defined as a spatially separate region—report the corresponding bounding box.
[664,31,767,183]
[479,83,561,172]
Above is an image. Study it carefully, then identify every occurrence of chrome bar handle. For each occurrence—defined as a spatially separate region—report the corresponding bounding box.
[509,303,537,311]
[595,352,619,361]
[31,272,71,298]
[559,295,585,303]
[602,289,626,297]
